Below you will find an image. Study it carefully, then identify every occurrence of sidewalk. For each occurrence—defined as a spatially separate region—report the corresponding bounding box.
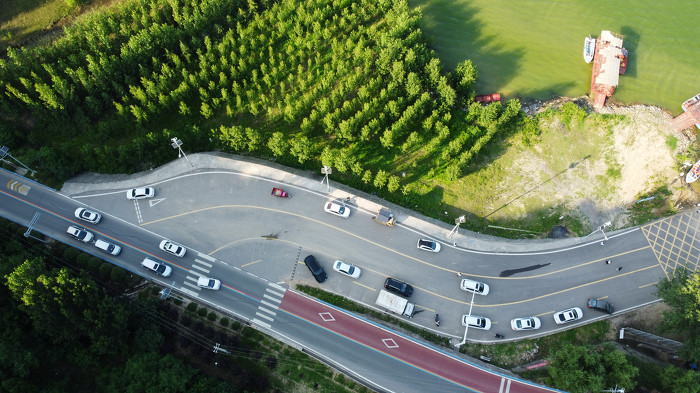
[62,152,593,253]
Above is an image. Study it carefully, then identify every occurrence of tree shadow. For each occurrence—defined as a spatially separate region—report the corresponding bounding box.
[414,0,525,92]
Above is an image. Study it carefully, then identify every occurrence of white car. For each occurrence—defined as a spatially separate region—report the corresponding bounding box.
[94,239,121,256]
[553,307,583,324]
[197,276,221,290]
[417,239,441,253]
[126,187,155,200]
[74,207,101,224]
[324,202,350,218]
[66,225,94,243]
[461,315,492,330]
[333,260,361,279]
[460,278,490,296]
[511,317,541,331]
[159,240,186,257]
[141,258,172,277]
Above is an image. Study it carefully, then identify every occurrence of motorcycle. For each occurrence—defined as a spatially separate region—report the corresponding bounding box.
[494,333,505,339]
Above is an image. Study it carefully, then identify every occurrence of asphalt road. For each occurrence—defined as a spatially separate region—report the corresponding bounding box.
[2,155,698,392]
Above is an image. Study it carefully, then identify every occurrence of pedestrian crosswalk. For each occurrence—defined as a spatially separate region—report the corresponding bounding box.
[179,257,214,297]
[253,282,286,329]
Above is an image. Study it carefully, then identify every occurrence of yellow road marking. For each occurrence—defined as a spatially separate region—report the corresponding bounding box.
[241,259,262,267]
[535,311,554,317]
[638,282,657,289]
[353,282,376,291]
[416,304,435,312]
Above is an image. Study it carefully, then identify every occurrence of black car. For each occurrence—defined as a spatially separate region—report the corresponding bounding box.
[384,277,413,297]
[587,298,614,314]
[304,255,328,283]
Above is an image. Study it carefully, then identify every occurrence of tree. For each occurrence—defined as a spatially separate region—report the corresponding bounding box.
[547,344,638,393]
[374,169,389,189]
[660,365,700,393]
[454,59,477,106]
[289,136,312,163]
[267,132,287,157]
[656,267,700,360]
[104,352,198,393]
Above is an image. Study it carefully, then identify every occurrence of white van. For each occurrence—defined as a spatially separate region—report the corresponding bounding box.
[461,315,492,330]
[94,239,121,256]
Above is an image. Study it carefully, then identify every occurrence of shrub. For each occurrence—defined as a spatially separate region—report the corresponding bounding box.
[220,318,229,327]
[186,302,198,313]
[197,306,208,317]
[207,312,217,321]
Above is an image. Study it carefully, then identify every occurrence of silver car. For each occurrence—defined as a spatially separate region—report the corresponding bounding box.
[553,307,583,324]
[126,187,155,200]
[417,239,441,253]
[159,240,186,257]
[333,260,361,278]
[74,207,101,224]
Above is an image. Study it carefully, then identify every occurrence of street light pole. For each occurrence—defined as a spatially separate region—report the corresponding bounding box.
[456,290,476,347]
[320,165,332,193]
[448,215,466,245]
[170,137,194,168]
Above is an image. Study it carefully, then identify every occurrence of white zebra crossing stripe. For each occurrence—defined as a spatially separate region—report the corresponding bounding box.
[261,300,279,309]
[255,312,274,322]
[191,265,210,273]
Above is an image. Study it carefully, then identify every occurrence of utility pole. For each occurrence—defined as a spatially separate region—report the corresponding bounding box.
[321,165,332,193]
[170,137,194,168]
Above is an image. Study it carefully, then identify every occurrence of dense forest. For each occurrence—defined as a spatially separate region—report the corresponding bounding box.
[0,0,523,196]
[0,217,369,392]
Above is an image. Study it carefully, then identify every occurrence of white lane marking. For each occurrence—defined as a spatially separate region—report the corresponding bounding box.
[180,287,199,297]
[195,258,213,267]
[255,312,274,322]
[269,282,286,291]
[149,198,166,207]
[266,288,284,298]
[191,265,210,273]
[261,300,279,309]
[263,293,282,303]
[183,281,201,290]
[197,253,216,262]
[133,201,143,223]
[252,319,271,329]
[257,307,277,316]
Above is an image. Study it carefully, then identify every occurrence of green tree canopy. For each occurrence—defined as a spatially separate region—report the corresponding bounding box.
[656,267,700,360]
[547,344,638,393]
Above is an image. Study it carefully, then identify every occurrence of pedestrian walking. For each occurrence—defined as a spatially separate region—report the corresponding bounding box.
[617,267,623,272]
[605,260,611,264]
[456,272,462,277]
[600,241,605,246]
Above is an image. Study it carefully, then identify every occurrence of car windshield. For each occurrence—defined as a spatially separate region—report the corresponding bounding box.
[346,266,355,274]
[155,264,165,273]
[337,206,345,214]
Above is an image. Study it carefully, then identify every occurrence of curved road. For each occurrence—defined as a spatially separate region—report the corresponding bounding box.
[2,154,698,392]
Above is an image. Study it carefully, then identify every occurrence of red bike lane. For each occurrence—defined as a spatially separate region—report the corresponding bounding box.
[280,290,559,393]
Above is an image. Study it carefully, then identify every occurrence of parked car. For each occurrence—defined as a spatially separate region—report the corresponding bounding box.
[159,240,186,257]
[141,258,172,277]
[511,317,541,331]
[126,187,155,200]
[384,277,413,297]
[460,278,490,296]
[417,238,441,253]
[553,307,583,324]
[303,255,328,283]
[587,298,614,314]
[333,260,361,278]
[197,276,221,290]
[74,207,101,224]
[323,202,350,218]
[94,239,121,256]
[461,315,492,330]
[66,225,94,243]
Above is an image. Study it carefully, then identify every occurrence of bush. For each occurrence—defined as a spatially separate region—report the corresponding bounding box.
[197,306,208,317]
[220,318,229,327]
[207,311,217,321]
[76,252,90,267]
[186,302,198,313]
